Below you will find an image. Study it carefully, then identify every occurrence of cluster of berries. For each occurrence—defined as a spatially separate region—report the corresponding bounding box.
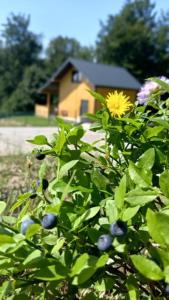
[21,213,57,234]
[97,220,127,251]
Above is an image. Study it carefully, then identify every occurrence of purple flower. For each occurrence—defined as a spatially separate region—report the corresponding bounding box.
[159,76,169,85]
[137,76,169,105]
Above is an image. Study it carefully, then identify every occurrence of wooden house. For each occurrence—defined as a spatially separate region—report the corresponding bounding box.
[36,58,140,121]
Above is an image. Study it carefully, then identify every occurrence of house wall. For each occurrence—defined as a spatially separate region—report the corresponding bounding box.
[58,68,94,120]
[35,104,49,118]
[35,93,51,118]
[95,87,138,112]
[35,68,138,119]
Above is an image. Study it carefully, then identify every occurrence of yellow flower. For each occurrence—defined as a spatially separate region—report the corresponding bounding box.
[106,91,133,118]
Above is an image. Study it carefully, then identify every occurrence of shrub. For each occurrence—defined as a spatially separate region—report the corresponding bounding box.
[0,78,169,299]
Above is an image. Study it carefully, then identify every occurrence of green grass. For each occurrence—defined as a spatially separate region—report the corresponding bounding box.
[0,115,58,126]
[0,154,56,212]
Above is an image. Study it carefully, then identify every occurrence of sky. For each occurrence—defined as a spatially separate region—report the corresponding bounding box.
[0,0,169,49]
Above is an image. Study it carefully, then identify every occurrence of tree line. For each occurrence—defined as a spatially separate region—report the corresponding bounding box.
[0,0,169,114]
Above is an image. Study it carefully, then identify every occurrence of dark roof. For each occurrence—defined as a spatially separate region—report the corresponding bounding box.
[39,58,141,93]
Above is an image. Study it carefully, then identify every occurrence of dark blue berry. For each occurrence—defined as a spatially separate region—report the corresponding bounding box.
[110,220,127,237]
[42,179,49,191]
[29,188,37,199]
[21,219,35,235]
[97,234,112,251]
[41,214,57,229]
[35,153,45,160]
[165,284,169,293]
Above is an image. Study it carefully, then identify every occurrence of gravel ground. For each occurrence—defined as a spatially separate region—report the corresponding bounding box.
[0,126,104,155]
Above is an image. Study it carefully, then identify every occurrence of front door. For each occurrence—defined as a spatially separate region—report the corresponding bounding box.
[80,100,88,116]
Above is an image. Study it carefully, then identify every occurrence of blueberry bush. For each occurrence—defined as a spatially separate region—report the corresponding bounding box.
[1,78,169,299]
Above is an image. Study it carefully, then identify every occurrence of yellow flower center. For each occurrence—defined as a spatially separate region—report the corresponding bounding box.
[106,91,133,118]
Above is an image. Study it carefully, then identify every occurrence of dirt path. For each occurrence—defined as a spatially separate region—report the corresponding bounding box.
[0,126,103,155]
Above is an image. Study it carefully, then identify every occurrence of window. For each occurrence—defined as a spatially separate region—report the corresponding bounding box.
[72,71,81,83]
[80,100,88,116]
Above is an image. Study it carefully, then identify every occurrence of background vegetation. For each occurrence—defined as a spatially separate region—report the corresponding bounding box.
[1,79,169,298]
[0,0,169,115]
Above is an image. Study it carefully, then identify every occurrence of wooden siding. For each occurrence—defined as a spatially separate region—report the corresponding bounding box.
[35,104,49,118]
[95,87,138,112]
[35,69,138,119]
[58,68,94,120]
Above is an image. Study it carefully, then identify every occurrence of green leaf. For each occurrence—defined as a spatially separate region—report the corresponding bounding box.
[102,111,109,129]
[2,216,16,225]
[0,258,12,269]
[96,254,109,268]
[38,161,47,180]
[51,237,65,256]
[72,267,96,285]
[34,263,68,281]
[125,188,157,206]
[87,228,100,243]
[159,170,169,198]
[0,281,13,300]
[55,117,73,131]
[147,209,164,245]
[59,160,78,179]
[137,148,155,171]
[70,253,89,277]
[122,206,140,221]
[105,200,118,223]
[152,117,169,129]
[27,135,49,145]
[95,277,114,292]
[0,202,6,215]
[164,266,169,283]
[17,201,30,222]
[126,276,139,300]
[114,175,126,209]
[0,234,14,245]
[23,250,42,266]
[71,254,108,285]
[147,209,169,246]
[131,255,163,281]
[42,234,57,245]
[128,161,151,188]
[11,193,30,212]
[157,249,169,268]
[120,117,142,129]
[144,126,164,138]
[73,206,100,230]
[53,128,66,154]
[91,169,109,190]
[25,224,41,239]
[154,213,169,245]
[67,126,84,144]
[81,292,97,300]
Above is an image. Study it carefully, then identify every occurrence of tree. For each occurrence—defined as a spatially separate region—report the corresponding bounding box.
[0,13,42,113]
[96,0,169,81]
[46,36,95,74]
[2,13,42,67]
[154,11,169,75]
[2,64,47,113]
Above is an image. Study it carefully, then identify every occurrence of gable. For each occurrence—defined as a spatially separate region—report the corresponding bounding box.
[39,58,141,93]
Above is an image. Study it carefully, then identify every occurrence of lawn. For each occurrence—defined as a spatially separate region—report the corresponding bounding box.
[0,115,58,126]
[0,154,56,211]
